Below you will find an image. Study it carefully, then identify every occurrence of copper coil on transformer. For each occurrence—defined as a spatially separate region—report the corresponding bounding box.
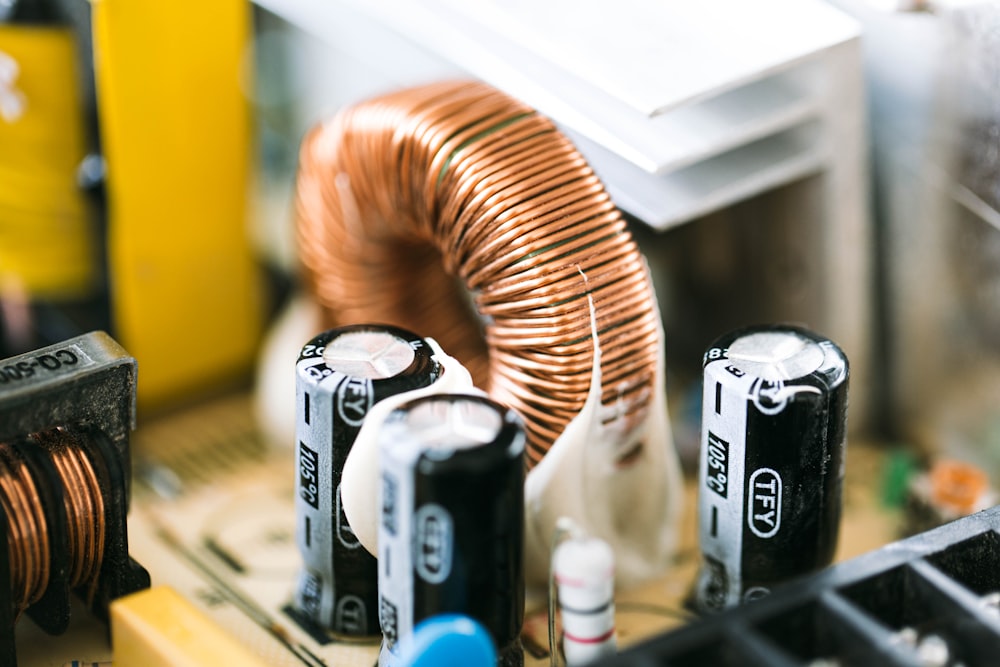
[0,444,49,615]
[296,80,661,466]
[0,431,106,617]
[33,430,106,596]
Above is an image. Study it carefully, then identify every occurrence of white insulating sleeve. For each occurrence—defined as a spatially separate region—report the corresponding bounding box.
[339,337,480,556]
[524,287,683,587]
[254,294,322,450]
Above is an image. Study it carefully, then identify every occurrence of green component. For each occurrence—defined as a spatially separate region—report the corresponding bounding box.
[881,447,918,508]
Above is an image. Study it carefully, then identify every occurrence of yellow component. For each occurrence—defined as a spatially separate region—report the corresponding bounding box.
[111,586,269,667]
[91,0,261,408]
[0,25,96,298]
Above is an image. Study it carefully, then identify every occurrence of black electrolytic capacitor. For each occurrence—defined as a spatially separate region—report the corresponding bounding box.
[378,393,525,667]
[294,324,442,636]
[695,324,848,613]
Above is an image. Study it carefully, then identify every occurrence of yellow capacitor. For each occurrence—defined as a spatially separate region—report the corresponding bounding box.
[91,0,262,408]
[111,586,269,667]
[0,23,96,298]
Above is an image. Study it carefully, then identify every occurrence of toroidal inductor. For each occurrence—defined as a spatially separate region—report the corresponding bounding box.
[295,80,661,466]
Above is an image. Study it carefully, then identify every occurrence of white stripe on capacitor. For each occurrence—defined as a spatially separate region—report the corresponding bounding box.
[554,536,617,666]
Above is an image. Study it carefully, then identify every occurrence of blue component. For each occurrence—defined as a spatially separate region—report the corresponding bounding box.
[398,614,497,667]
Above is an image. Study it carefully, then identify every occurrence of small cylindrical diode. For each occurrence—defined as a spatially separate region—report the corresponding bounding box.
[554,536,617,666]
[294,324,442,636]
[695,324,849,613]
[378,393,525,667]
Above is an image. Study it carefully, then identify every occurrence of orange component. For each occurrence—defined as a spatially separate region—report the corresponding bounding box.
[929,459,989,515]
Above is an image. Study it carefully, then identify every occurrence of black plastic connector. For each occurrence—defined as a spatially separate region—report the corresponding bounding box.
[598,505,1000,666]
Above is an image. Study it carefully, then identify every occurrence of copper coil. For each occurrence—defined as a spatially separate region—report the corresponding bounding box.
[0,443,49,614]
[39,430,105,591]
[296,80,661,466]
[0,431,106,617]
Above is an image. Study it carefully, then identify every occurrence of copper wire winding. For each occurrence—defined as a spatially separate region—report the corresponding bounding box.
[0,431,105,616]
[0,445,48,614]
[42,431,105,593]
[296,81,660,466]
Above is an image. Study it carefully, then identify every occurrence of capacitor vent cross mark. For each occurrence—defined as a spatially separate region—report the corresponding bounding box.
[295,79,662,468]
[0,331,150,667]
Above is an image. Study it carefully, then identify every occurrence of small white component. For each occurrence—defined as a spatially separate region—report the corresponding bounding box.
[554,536,617,666]
[915,634,950,667]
